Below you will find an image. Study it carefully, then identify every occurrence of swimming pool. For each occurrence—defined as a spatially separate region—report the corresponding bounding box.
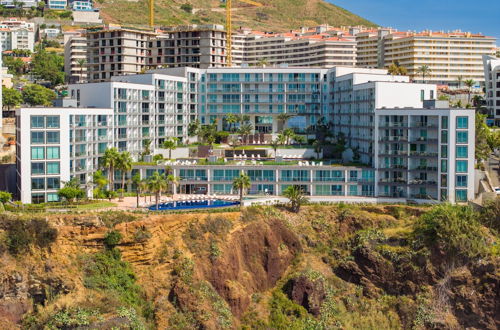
[148,199,239,211]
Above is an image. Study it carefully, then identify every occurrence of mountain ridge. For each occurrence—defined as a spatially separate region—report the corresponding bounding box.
[96,0,376,31]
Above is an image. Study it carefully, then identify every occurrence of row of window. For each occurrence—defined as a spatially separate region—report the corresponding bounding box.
[32,162,60,175]
[31,131,60,144]
[31,177,61,190]
[31,147,60,160]
[30,116,60,129]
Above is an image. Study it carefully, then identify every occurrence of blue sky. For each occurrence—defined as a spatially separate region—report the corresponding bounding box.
[329,0,500,41]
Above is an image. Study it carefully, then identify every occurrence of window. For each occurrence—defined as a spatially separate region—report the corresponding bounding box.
[46,177,60,189]
[349,185,358,196]
[46,116,60,128]
[441,116,448,129]
[30,116,44,128]
[441,160,448,172]
[456,160,468,173]
[420,90,424,101]
[456,175,467,187]
[456,131,468,144]
[31,162,45,175]
[31,132,44,144]
[31,178,45,190]
[47,147,60,159]
[46,162,60,174]
[47,193,59,202]
[46,131,60,144]
[456,117,468,129]
[455,190,468,202]
[31,193,45,204]
[31,147,45,160]
[441,130,448,143]
[441,145,448,158]
[456,146,468,158]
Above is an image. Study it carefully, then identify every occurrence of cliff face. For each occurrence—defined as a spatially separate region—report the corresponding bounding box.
[0,204,498,329]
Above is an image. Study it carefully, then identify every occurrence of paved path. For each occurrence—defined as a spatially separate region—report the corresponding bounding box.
[486,156,500,188]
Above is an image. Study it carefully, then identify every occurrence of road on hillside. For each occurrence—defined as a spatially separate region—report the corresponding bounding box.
[486,155,500,188]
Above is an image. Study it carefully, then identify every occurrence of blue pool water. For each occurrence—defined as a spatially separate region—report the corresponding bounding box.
[148,199,239,211]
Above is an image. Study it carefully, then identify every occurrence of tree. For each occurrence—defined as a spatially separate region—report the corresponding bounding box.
[238,123,253,145]
[132,173,142,208]
[456,75,463,89]
[22,84,56,106]
[101,148,119,191]
[139,179,149,205]
[277,113,293,131]
[58,178,85,203]
[3,56,25,75]
[294,135,306,146]
[92,170,108,198]
[166,174,180,195]
[148,171,167,210]
[313,140,323,159]
[2,87,22,110]
[416,65,431,83]
[188,119,200,137]
[116,151,132,199]
[475,113,494,165]
[76,58,86,82]
[464,79,476,106]
[141,139,152,159]
[0,191,12,204]
[225,113,238,132]
[283,185,309,213]
[282,128,295,145]
[270,139,280,160]
[387,62,407,75]
[232,173,251,208]
[31,49,64,87]
[162,137,178,159]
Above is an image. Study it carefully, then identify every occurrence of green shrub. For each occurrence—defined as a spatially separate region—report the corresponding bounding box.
[2,216,57,255]
[0,191,12,203]
[99,211,138,228]
[45,307,101,328]
[202,215,233,236]
[133,227,152,242]
[180,3,193,13]
[413,204,489,259]
[104,230,122,248]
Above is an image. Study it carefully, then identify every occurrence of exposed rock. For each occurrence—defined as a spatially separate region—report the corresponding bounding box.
[285,274,326,316]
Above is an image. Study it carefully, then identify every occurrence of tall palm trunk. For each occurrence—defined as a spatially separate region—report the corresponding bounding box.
[239,187,243,208]
[136,189,140,208]
[109,166,114,191]
[156,191,160,210]
[121,173,126,199]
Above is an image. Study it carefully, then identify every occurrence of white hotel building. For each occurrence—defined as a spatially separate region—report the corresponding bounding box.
[483,55,500,126]
[16,67,475,204]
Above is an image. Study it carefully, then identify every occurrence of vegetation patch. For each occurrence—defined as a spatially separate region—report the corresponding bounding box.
[0,215,57,255]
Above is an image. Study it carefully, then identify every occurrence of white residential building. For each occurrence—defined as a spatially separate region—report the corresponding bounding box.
[483,55,500,125]
[356,28,497,86]
[0,19,35,52]
[64,30,88,83]
[16,107,114,204]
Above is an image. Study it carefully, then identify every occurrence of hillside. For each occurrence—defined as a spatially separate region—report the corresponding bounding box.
[95,0,375,31]
[0,203,498,328]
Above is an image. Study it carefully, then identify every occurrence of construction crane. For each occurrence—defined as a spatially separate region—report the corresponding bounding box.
[149,0,154,28]
[222,0,263,66]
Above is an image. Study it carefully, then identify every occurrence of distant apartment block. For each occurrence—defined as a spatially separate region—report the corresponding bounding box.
[149,25,227,69]
[48,0,68,9]
[483,55,500,125]
[64,30,88,83]
[86,26,158,82]
[0,19,35,52]
[356,28,497,86]
[232,25,358,67]
[0,0,39,7]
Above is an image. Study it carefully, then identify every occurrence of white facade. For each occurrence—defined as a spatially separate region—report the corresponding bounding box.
[64,30,87,83]
[483,55,500,125]
[0,19,35,52]
[16,107,113,204]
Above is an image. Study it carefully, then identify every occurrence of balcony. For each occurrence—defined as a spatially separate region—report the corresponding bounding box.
[410,137,438,143]
[410,151,438,157]
[412,122,438,128]
[379,165,408,170]
[314,177,345,182]
[410,166,438,172]
[379,150,408,156]
[379,136,408,142]
[379,122,408,128]
[409,180,437,186]
[379,178,407,184]
[181,176,207,181]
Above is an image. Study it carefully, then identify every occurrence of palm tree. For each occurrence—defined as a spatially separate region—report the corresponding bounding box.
[416,65,431,83]
[162,137,178,160]
[76,58,86,82]
[116,151,133,199]
[270,139,280,160]
[282,128,295,145]
[456,75,463,89]
[238,123,253,145]
[148,171,167,210]
[102,148,119,191]
[239,115,250,124]
[277,113,293,131]
[139,179,149,205]
[277,133,286,145]
[92,170,108,193]
[142,139,152,159]
[387,62,407,76]
[232,173,251,208]
[313,140,323,160]
[283,185,309,213]
[464,79,476,106]
[225,113,238,132]
[132,172,142,208]
[166,174,180,195]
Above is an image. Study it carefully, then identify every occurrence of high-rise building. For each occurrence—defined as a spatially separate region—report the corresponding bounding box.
[232,26,358,67]
[483,55,500,125]
[86,26,158,82]
[149,25,227,69]
[0,18,35,52]
[356,28,497,86]
[64,30,88,83]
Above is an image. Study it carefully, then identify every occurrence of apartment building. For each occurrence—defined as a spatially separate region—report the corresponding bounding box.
[0,0,39,7]
[232,26,357,67]
[16,107,113,204]
[86,26,158,82]
[48,0,68,9]
[328,67,475,202]
[0,19,35,52]
[149,25,227,69]
[356,28,496,86]
[64,30,87,83]
[483,55,500,125]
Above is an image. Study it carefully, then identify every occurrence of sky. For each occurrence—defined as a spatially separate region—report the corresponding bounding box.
[329,0,500,42]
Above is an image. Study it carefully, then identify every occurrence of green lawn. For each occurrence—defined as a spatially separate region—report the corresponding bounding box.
[75,201,117,210]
